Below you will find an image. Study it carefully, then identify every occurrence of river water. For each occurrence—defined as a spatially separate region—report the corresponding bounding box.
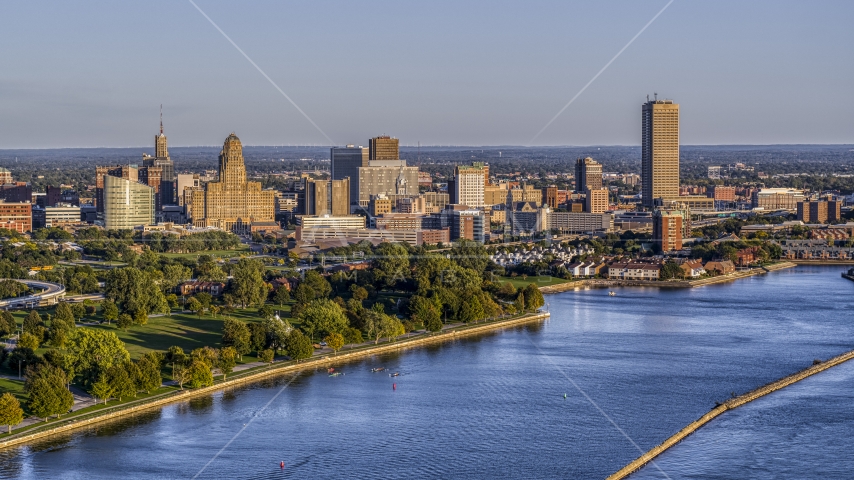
[1,266,853,479]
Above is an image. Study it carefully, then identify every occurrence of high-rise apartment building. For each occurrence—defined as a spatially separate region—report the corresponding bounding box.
[642,98,680,208]
[452,163,487,208]
[188,133,275,231]
[575,157,603,193]
[369,136,400,161]
[142,114,176,208]
[103,175,155,230]
[331,146,369,205]
[653,209,683,252]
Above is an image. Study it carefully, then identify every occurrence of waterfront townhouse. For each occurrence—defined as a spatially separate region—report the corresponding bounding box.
[679,260,706,278]
[607,262,661,280]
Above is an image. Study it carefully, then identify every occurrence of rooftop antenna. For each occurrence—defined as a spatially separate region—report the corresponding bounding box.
[417,141,421,165]
[160,104,163,134]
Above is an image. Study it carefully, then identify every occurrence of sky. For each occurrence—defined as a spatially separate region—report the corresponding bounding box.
[1,0,852,148]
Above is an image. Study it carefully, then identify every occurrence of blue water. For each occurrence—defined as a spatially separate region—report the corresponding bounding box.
[1,266,852,479]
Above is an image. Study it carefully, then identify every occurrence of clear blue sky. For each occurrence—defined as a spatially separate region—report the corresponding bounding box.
[1,0,852,148]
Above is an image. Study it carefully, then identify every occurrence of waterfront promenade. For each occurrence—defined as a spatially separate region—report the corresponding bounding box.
[0,311,550,450]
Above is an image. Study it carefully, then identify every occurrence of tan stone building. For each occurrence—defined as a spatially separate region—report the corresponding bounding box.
[575,157,602,192]
[642,98,680,208]
[584,188,609,214]
[189,133,275,231]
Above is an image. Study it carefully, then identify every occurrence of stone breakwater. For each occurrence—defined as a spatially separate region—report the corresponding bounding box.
[606,347,854,480]
[0,311,550,451]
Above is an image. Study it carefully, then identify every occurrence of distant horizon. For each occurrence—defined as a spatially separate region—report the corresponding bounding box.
[2,143,854,152]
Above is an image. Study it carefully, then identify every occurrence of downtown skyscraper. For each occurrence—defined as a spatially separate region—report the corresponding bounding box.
[641,97,679,208]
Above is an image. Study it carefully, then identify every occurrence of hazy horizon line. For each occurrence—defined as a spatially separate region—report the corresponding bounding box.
[2,143,853,152]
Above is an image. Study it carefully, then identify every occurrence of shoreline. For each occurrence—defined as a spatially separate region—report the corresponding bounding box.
[0,311,550,451]
[538,261,798,293]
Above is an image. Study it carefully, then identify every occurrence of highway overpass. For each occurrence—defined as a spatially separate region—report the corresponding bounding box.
[0,279,66,309]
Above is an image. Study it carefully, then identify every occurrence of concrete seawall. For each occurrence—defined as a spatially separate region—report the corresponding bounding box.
[0,311,550,451]
[606,347,854,480]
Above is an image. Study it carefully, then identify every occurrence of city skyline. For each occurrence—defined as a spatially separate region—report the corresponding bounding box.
[1,1,853,148]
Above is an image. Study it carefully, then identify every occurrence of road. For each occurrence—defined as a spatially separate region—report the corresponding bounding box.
[0,279,66,308]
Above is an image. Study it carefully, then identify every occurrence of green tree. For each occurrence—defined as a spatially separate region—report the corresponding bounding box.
[410,295,441,329]
[25,363,74,421]
[660,261,683,280]
[298,298,348,341]
[343,326,364,345]
[302,270,332,299]
[67,329,131,387]
[186,297,203,318]
[229,259,268,308]
[90,375,114,405]
[187,359,214,388]
[165,293,179,311]
[18,332,40,351]
[161,263,192,293]
[70,303,86,321]
[106,362,136,401]
[195,292,213,312]
[172,364,191,390]
[0,311,15,337]
[259,304,275,320]
[514,292,526,312]
[133,308,148,326]
[372,242,411,288]
[104,267,169,315]
[217,347,238,380]
[136,352,163,394]
[522,284,545,311]
[165,346,187,380]
[258,349,274,366]
[221,318,252,359]
[292,283,315,305]
[248,323,268,353]
[0,392,24,433]
[284,330,313,361]
[324,332,345,355]
[272,286,290,307]
[54,302,75,325]
[117,313,133,331]
[460,296,486,324]
[102,299,119,325]
[23,310,44,337]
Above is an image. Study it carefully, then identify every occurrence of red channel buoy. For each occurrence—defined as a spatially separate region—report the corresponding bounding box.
[280,461,284,469]
[393,383,397,390]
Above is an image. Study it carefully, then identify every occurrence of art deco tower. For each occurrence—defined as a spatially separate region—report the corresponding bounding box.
[641,97,679,208]
[219,133,247,186]
[188,133,275,231]
[143,106,176,207]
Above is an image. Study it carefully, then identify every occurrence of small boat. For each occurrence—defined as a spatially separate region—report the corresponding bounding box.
[327,368,335,373]
[329,372,344,377]
[371,367,386,373]
[389,372,400,377]
[608,291,616,296]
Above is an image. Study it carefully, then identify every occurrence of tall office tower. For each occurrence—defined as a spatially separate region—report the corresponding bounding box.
[95,165,138,212]
[453,163,487,208]
[584,188,609,214]
[176,173,201,207]
[331,145,369,204]
[303,177,350,216]
[142,110,176,208]
[138,166,163,211]
[188,133,275,231]
[574,157,603,192]
[357,161,419,206]
[369,135,400,160]
[642,97,680,208]
[542,186,558,209]
[103,175,155,230]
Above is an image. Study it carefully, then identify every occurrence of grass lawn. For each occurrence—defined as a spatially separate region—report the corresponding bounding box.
[0,378,26,402]
[161,246,250,260]
[499,275,575,289]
